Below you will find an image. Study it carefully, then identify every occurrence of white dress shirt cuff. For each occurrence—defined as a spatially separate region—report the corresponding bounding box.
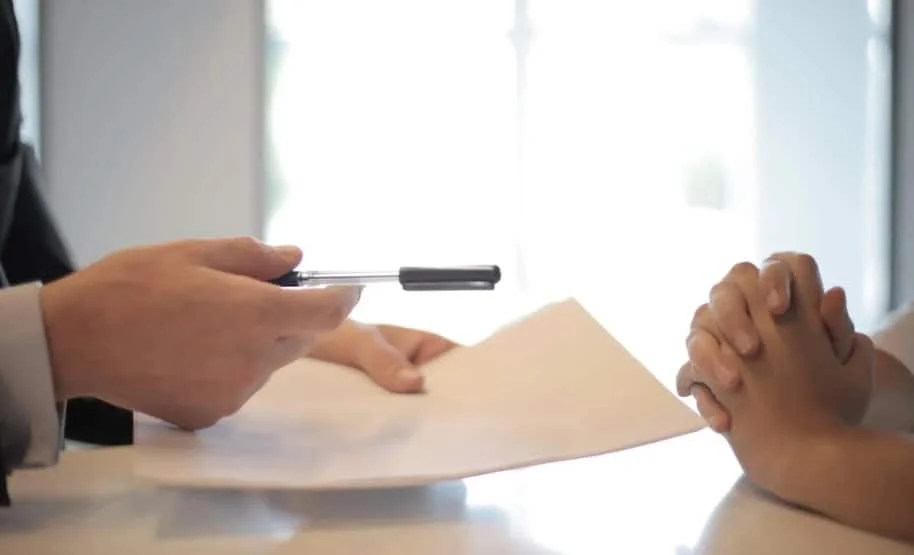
[0,282,61,468]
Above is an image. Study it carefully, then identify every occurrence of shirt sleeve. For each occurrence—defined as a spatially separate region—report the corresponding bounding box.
[871,302,914,376]
[0,282,61,469]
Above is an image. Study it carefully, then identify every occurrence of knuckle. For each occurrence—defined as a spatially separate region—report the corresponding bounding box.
[711,310,749,339]
[690,303,711,328]
[164,238,206,260]
[686,331,713,363]
[231,235,267,257]
[691,356,716,383]
[795,253,818,271]
[759,258,789,281]
[728,261,759,280]
[718,368,740,390]
[794,253,819,275]
[708,286,750,329]
[708,282,739,307]
[685,327,702,348]
[766,250,796,263]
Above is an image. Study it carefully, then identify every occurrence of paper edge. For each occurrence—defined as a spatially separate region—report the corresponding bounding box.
[133,421,706,491]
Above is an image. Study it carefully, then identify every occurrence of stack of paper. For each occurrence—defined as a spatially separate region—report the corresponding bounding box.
[133,299,704,489]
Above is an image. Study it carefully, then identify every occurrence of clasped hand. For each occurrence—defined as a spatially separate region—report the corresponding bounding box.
[676,253,874,488]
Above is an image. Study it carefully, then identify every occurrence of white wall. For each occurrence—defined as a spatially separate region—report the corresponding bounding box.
[753,0,892,329]
[42,0,265,265]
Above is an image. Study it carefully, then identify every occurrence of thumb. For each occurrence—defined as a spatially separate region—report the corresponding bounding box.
[356,331,425,394]
[837,332,875,425]
[820,286,855,363]
[189,237,302,280]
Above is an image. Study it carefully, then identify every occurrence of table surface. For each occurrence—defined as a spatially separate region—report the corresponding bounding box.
[1,430,911,555]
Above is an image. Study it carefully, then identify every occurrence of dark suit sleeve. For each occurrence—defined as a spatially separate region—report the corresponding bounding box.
[0,428,9,506]
[0,456,8,506]
[2,145,72,284]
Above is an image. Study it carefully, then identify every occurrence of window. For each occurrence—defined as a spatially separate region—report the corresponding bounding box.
[265,1,892,388]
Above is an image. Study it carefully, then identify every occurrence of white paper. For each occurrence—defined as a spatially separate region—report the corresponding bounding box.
[133,298,705,489]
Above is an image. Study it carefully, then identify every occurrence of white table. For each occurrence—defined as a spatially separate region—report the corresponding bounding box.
[1,430,910,554]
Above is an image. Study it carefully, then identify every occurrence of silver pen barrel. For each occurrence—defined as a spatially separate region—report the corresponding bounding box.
[296,270,400,287]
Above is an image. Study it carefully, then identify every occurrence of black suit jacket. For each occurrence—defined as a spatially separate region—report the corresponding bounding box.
[0,0,131,506]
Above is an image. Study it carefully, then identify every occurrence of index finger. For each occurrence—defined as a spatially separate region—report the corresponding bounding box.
[273,286,363,333]
[758,256,793,315]
[708,280,759,356]
[376,324,459,364]
[767,252,824,316]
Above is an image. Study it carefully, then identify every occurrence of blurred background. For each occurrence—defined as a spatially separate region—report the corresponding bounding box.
[27,0,912,389]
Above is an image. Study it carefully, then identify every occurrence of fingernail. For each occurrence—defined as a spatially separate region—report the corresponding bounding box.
[398,369,423,384]
[767,290,781,310]
[707,415,721,430]
[275,245,300,259]
[734,332,755,355]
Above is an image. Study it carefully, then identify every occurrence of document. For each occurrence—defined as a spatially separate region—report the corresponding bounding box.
[133,299,705,489]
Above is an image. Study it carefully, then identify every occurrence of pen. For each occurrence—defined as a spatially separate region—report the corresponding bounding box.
[269,265,502,291]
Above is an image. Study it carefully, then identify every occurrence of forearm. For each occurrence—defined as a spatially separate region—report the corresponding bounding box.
[772,428,914,543]
[861,349,914,432]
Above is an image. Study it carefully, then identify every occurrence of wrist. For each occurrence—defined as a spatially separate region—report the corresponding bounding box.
[761,425,858,507]
[39,279,93,400]
[307,318,363,366]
